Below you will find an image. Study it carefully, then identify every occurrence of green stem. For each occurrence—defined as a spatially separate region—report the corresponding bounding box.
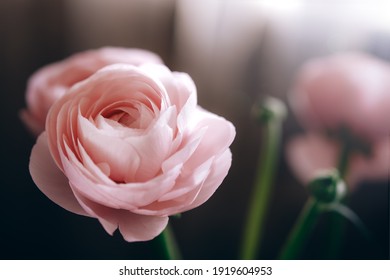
[279,198,322,259]
[239,118,282,259]
[324,139,351,259]
[337,138,351,179]
[324,200,348,259]
[154,223,181,260]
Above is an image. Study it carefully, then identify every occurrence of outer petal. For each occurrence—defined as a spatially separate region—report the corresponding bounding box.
[185,149,233,210]
[184,108,236,170]
[140,150,233,216]
[134,117,234,216]
[72,190,168,242]
[285,133,339,185]
[134,156,214,216]
[29,133,88,216]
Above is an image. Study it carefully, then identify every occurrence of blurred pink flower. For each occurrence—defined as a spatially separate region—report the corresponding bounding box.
[286,133,389,189]
[287,52,390,188]
[20,47,163,135]
[289,52,390,141]
[29,63,235,242]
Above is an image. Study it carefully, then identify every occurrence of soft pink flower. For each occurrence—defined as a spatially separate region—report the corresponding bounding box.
[289,52,390,141]
[29,63,235,242]
[21,47,163,135]
[286,133,389,189]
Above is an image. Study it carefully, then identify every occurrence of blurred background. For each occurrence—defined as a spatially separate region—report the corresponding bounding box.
[0,0,388,259]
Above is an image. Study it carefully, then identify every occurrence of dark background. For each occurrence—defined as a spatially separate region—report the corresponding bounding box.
[0,0,388,259]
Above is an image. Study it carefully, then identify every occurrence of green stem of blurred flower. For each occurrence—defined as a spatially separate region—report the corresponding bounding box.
[155,223,181,260]
[324,138,351,259]
[279,198,322,259]
[337,136,352,179]
[239,98,285,260]
[279,170,345,259]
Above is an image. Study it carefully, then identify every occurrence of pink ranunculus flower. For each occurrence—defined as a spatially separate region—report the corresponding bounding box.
[289,52,390,141]
[286,133,389,189]
[20,47,163,135]
[29,63,235,242]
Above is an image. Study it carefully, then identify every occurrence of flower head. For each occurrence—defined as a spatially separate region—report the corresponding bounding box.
[29,63,235,242]
[287,52,390,189]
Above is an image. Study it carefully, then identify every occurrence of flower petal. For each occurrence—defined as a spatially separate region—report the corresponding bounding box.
[60,144,182,210]
[136,149,232,216]
[285,133,339,185]
[184,108,236,169]
[139,64,197,112]
[29,133,88,216]
[72,190,168,242]
[77,115,141,183]
[185,149,232,210]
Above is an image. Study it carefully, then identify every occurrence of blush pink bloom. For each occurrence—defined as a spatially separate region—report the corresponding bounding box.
[20,47,163,135]
[289,52,390,141]
[29,63,235,242]
[286,133,389,189]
